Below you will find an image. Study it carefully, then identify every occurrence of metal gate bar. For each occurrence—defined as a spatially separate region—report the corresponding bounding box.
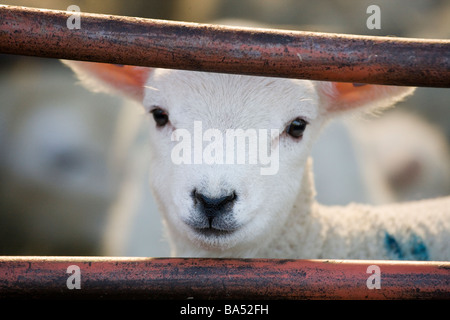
[0,256,449,299]
[0,5,449,87]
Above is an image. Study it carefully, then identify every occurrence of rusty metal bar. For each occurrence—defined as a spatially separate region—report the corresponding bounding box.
[0,5,449,87]
[0,256,449,299]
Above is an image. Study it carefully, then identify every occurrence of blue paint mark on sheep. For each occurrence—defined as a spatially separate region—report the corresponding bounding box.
[409,234,429,261]
[383,232,430,260]
[384,232,404,259]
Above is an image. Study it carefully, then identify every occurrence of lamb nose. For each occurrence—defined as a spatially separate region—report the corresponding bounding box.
[193,190,237,217]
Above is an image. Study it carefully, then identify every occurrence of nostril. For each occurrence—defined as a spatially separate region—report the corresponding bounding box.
[227,191,237,202]
[192,189,198,204]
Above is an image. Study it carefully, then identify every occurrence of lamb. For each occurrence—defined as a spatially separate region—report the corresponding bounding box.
[63,60,450,261]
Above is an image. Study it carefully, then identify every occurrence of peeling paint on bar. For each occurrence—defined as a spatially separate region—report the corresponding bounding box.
[0,5,449,87]
[0,257,449,299]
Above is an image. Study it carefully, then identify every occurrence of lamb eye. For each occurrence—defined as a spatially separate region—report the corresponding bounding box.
[286,118,308,138]
[151,108,169,127]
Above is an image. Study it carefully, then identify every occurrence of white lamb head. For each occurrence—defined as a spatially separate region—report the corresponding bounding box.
[63,61,414,256]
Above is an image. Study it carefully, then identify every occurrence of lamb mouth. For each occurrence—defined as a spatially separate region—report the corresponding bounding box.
[193,227,237,237]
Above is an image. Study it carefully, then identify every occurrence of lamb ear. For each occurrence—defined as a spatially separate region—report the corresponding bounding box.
[316,81,415,114]
[61,60,153,101]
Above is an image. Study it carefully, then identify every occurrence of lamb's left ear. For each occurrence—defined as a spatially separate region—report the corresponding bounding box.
[61,60,153,102]
[316,81,415,114]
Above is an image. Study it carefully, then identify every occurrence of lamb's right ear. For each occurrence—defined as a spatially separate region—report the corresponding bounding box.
[61,60,153,102]
[316,81,415,115]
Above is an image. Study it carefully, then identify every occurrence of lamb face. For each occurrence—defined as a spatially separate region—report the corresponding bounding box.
[143,69,323,253]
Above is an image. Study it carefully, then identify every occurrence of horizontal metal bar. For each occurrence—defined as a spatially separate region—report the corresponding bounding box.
[0,256,449,299]
[0,5,449,87]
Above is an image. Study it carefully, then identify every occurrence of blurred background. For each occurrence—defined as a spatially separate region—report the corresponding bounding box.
[0,0,449,256]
